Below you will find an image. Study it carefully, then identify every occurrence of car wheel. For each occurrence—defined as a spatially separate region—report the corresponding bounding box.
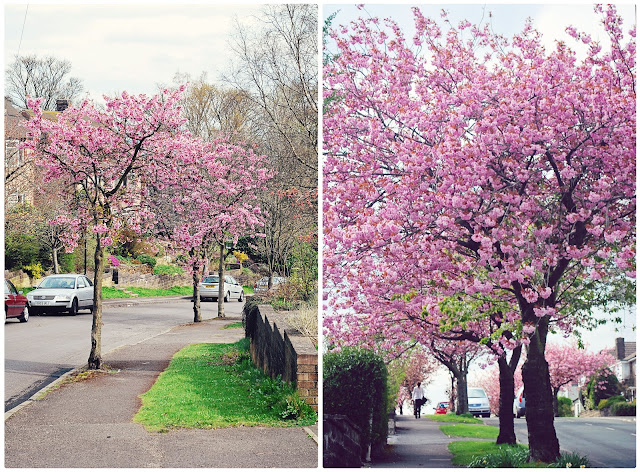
[238,290,244,302]
[69,298,78,316]
[224,291,230,302]
[18,305,29,323]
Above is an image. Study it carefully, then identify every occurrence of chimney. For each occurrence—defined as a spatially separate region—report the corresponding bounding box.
[615,337,625,360]
[56,99,70,112]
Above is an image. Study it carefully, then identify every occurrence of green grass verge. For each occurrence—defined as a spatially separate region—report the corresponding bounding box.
[448,441,530,467]
[426,413,483,424]
[223,322,244,329]
[243,285,254,295]
[440,423,499,439]
[134,339,317,432]
[101,286,192,299]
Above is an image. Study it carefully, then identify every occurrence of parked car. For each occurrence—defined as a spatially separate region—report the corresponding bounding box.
[253,276,288,293]
[435,401,449,414]
[4,280,29,323]
[199,274,244,302]
[468,387,491,417]
[26,274,94,316]
[513,386,526,418]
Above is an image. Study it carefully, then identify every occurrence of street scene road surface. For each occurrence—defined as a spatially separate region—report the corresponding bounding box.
[5,297,241,412]
[484,417,636,468]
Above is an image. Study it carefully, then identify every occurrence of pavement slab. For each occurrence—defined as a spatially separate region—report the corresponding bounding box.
[369,415,455,468]
[5,317,318,468]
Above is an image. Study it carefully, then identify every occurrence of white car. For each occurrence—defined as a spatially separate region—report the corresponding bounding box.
[199,275,244,302]
[253,276,288,293]
[468,387,491,418]
[27,274,94,316]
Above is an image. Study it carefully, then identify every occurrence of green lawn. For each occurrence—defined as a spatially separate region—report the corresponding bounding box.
[439,423,499,439]
[426,413,482,424]
[102,286,192,299]
[134,339,316,432]
[448,441,531,467]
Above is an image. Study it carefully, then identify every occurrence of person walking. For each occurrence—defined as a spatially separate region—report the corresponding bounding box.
[412,382,426,418]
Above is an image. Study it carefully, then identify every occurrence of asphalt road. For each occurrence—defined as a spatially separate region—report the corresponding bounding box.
[4,297,245,412]
[484,416,636,468]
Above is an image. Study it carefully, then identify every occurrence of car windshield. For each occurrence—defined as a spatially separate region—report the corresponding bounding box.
[468,388,486,398]
[40,277,76,289]
[202,276,219,283]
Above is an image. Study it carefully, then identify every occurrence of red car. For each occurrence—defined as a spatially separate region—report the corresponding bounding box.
[435,401,449,414]
[4,280,29,322]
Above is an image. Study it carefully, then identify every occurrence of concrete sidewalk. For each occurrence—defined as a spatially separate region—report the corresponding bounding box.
[369,415,455,468]
[5,315,318,468]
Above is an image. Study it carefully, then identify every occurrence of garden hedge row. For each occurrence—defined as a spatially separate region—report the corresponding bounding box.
[324,347,388,460]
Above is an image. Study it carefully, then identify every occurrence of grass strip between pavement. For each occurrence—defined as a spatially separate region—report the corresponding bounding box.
[134,339,316,432]
[448,441,533,467]
[439,423,499,439]
[426,413,483,424]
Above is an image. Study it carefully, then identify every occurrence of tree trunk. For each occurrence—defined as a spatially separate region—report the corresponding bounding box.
[456,372,469,415]
[496,355,517,444]
[522,317,560,462]
[52,246,60,274]
[192,262,201,323]
[88,237,104,370]
[217,243,225,318]
[553,387,560,417]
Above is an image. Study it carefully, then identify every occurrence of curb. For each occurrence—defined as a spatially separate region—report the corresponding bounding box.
[303,426,318,444]
[5,364,86,421]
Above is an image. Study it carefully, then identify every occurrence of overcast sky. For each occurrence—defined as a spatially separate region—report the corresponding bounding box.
[4,3,267,103]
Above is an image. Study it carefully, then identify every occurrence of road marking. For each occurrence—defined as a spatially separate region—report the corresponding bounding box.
[632,433,636,437]
[606,427,615,431]
[586,423,593,426]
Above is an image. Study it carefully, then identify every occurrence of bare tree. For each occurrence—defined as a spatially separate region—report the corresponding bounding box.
[225,4,318,287]
[5,54,83,110]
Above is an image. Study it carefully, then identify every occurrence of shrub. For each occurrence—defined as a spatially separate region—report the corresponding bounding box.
[153,264,183,275]
[5,233,41,270]
[610,401,636,416]
[550,452,591,468]
[558,396,573,417]
[598,395,626,410]
[324,347,388,461]
[137,254,156,268]
[585,368,621,409]
[22,262,45,280]
[468,445,529,468]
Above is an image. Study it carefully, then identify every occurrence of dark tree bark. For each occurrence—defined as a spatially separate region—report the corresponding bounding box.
[88,236,104,370]
[522,316,560,462]
[192,259,202,323]
[217,243,226,318]
[496,345,522,445]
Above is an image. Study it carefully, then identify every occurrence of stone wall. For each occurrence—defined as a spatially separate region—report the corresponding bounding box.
[244,303,318,411]
[323,414,363,468]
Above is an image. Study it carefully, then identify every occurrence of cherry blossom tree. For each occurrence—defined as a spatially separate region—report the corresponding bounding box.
[323,5,635,462]
[21,87,189,370]
[149,136,272,321]
[546,343,615,416]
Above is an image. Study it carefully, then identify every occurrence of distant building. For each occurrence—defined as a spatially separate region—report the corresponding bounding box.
[610,337,636,400]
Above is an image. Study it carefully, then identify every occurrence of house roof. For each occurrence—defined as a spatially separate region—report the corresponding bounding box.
[622,342,636,359]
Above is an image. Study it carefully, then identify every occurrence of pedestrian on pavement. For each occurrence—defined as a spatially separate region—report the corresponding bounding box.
[412,382,426,418]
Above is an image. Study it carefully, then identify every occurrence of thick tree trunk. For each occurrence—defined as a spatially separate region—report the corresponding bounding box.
[88,237,104,370]
[553,387,560,417]
[456,372,469,415]
[496,356,517,444]
[192,263,201,323]
[522,317,560,463]
[217,243,225,318]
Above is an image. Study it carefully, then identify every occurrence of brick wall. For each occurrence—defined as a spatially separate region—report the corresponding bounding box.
[323,414,364,467]
[244,303,318,411]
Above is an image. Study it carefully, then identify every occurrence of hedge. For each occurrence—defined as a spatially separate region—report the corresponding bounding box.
[324,347,388,460]
[610,401,636,416]
[597,395,626,410]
